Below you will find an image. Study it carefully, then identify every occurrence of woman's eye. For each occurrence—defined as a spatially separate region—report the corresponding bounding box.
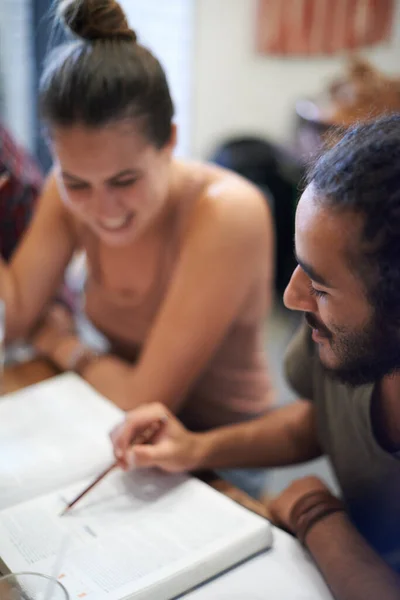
[66,183,89,191]
[112,179,137,188]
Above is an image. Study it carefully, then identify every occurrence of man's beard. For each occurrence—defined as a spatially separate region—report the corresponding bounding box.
[305,312,400,386]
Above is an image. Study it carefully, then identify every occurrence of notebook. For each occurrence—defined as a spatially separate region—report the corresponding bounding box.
[0,373,272,599]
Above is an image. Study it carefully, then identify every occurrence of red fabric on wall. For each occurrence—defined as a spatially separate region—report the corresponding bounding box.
[256,0,395,55]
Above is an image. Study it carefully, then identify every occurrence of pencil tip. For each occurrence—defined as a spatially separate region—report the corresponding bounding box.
[59,507,69,517]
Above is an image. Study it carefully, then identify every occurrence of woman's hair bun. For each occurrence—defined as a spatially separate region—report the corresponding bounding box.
[58,0,137,42]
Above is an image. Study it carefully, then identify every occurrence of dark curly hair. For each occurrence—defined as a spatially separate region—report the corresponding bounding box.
[307,114,400,327]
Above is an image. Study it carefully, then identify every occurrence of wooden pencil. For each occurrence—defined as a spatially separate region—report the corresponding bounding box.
[60,416,167,516]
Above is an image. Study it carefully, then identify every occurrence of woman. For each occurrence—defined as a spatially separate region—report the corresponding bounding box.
[3,0,274,489]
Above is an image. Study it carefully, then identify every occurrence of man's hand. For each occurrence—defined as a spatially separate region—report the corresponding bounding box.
[269,476,331,532]
[110,403,204,473]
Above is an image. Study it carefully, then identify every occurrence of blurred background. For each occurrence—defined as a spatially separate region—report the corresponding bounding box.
[1,0,400,494]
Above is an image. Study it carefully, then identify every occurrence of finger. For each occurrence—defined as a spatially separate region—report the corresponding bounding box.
[130,443,167,470]
[134,414,169,445]
[110,429,131,470]
[110,403,169,457]
[115,418,169,470]
[109,423,125,457]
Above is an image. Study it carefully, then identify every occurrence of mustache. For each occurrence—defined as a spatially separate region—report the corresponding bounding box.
[305,313,332,338]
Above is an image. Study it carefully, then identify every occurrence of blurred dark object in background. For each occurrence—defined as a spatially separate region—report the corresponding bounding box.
[210,137,303,296]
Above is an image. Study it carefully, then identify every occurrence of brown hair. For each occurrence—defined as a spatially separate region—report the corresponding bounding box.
[40,0,174,148]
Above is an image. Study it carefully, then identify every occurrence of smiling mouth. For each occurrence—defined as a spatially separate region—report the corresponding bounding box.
[311,328,328,343]
[98,214,134,232]
[305,314,331,342]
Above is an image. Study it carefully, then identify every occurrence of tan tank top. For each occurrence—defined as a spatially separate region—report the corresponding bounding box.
[78,179,274,430]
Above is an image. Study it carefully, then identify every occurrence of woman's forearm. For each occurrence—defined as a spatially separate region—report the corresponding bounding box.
[51,335,133,408]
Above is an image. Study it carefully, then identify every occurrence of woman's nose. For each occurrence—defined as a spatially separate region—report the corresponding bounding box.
[93,187,120,218]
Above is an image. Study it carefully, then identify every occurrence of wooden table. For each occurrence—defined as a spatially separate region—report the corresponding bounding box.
[4,358,57,393]
[3,358,270,519]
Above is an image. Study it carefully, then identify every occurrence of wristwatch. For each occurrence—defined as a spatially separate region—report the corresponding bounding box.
[67,345,102,376]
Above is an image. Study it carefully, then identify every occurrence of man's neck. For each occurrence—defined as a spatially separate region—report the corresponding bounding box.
[381,372,400,402]
[374,373,400,452]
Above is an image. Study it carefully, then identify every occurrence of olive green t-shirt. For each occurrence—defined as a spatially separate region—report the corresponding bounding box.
[285,324,400,570]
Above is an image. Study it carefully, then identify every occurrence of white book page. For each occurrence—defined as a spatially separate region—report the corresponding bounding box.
[0,373,123,509]
[0,469,272,600]
[183,528,334,600]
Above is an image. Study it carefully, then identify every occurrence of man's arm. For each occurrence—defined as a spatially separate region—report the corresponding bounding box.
[197,399,321,468]
[270,477,400,600]
[110,399,322,471]
[308,512,400,600]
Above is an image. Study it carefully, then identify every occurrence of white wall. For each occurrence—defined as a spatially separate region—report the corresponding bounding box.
[0,0,35,149]
[2,0,400,160]
[120,0,194,157]
[192,0,400,159]
[0,0,193,157]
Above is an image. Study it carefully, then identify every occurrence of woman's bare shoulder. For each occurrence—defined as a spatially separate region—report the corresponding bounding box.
[181,159,272,239]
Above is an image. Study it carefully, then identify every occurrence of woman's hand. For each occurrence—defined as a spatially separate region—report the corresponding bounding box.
[110,403,204,473]
[31,303,75,357]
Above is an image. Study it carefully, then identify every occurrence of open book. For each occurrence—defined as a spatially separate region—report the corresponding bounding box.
[0,373,272,599]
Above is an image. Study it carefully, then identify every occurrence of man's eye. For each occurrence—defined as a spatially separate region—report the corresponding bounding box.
[309,284,327,299]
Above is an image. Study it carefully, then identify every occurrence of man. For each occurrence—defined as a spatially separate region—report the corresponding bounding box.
[0,123,42,260]
[111,115,400,599]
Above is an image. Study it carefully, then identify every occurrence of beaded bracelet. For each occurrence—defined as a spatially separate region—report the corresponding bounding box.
[290,490,345,546]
